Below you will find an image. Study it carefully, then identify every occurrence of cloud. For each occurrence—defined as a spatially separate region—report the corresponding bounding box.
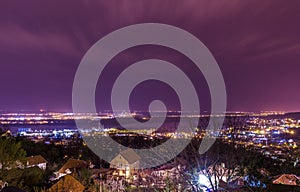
[0,0,299,111]
[0,24,79,57]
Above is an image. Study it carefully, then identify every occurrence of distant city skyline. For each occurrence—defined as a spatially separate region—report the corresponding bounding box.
[0,1,299,112]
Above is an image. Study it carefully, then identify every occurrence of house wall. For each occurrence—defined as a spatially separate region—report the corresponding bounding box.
[110,154,140,177]
[129,161,139,170]
[110,154,129,170]
[27,162,47,170]
[38,163,47,170]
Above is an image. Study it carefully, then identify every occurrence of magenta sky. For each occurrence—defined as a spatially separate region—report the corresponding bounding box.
[0,0,299,112]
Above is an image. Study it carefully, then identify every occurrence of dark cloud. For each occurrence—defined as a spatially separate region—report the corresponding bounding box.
[0,0,299,112]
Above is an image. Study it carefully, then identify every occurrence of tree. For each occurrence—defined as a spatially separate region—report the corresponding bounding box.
[0,138,47,191]
[1,166,45,191]
[77,168,93,189]
[293,147,300,167]
[0,137,26,174]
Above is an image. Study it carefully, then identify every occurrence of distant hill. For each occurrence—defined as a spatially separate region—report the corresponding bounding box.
[283,112,300,119]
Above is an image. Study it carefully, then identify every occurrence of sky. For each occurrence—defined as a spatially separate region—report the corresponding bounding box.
[0,0,299,113]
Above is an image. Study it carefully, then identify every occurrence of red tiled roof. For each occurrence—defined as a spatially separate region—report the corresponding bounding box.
[26,155,47,166]
[48,175,85,192]
[273,174,300,186]
[58,159,87,173]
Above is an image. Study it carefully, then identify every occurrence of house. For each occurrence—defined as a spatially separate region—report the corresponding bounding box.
[25,155,47,170]
[55,159,87,179]
[91,168,115,181]
[273,174,300,186]
[110,148,140,178]
[151,162,185,180]
[48,175,85,192]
